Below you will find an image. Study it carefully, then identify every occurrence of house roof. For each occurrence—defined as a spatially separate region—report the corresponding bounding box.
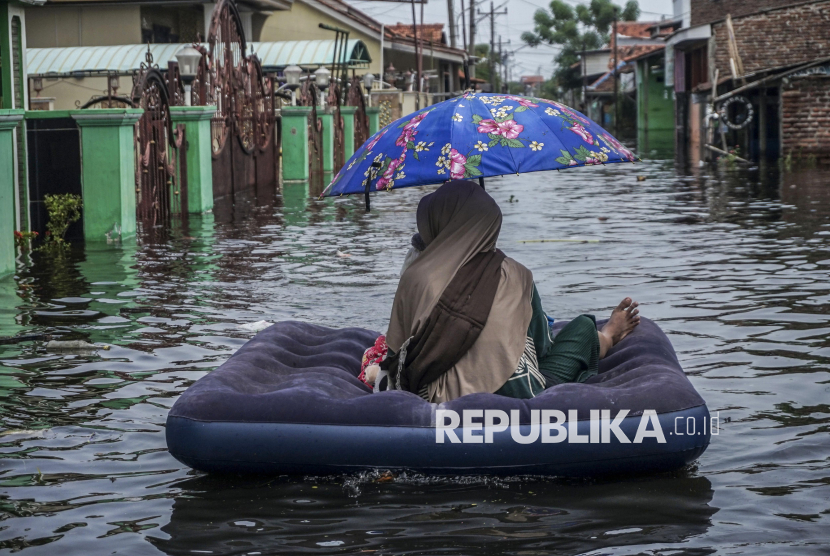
[27,39,373,75]
[609,20,662,53]
[386,23,445,44]
[589,71,616,92]
[615,21,656,39]
[42,0,292,11]
[521,75,545,84]
[620,44,664,63]
[307,0,466,61]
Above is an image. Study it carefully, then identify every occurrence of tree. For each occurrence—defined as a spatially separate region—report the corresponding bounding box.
[521,0,639,92]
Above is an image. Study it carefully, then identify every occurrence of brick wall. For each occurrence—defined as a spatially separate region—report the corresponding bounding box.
[691,0,811,26]
[711,2,830,77]
[781,76,830,163]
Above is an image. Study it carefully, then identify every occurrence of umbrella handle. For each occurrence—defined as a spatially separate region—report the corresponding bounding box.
[365,161,382,212]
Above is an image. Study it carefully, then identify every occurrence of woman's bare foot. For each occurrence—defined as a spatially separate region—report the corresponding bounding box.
[598,298,640,358]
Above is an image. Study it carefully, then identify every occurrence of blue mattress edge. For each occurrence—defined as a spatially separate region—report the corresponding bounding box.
[166,404,712,477]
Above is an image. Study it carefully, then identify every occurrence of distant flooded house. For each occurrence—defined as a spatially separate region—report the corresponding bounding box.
[667,0,830,165]
[580,21,669,131]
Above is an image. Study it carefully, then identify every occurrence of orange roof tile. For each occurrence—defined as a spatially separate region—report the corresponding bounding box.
[387,23,445,44]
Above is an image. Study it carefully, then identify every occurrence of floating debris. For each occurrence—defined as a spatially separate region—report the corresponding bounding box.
[336,250,352,258]
[238,320,274,332]
[45,340,109,351]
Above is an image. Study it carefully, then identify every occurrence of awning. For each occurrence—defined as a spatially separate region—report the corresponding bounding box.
[250,39,371,70]
[28,39,371,76]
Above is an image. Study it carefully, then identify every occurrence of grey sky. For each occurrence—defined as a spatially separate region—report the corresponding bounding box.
[346,0,673,79]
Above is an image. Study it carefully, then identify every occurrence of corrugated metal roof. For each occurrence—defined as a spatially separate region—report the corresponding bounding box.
[250,39,371,69]
[28,40,371,76]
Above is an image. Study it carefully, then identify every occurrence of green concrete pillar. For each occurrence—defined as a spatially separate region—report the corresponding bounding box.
[72,109,143,241]
[281,106,312,183]
[0,109,23,279]
[367,106,380,136]
[319,109,334,174]
[341,106,357,160]
[169,105,216,214]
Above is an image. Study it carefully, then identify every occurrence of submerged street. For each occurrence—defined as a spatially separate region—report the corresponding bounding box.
[1,153,829,554]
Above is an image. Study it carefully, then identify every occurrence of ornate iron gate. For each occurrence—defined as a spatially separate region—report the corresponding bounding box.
[132,52,188,229]
[193,0,278,205]
[328,83,345,174]
[347,77,370,150]
[298,80,325,191]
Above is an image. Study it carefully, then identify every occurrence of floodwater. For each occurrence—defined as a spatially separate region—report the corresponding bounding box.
[1,151,829,555]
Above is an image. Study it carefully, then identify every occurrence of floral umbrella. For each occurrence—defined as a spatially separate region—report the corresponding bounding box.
[322,91,638,198]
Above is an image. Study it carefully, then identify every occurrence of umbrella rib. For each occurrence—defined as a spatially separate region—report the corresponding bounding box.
[527,98,571,170]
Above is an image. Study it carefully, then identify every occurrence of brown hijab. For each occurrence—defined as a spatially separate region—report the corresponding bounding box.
[386,180,534,403]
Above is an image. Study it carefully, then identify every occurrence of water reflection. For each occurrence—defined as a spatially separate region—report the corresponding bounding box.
[152,473,716,555]
[1,158,829,554]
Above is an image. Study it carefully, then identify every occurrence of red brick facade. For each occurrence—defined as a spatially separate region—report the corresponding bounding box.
[691,0,814,26]
[711,1,830,78]
[781,76,830,163]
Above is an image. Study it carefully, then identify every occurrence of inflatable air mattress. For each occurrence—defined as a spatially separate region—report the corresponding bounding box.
[166,318,710,476]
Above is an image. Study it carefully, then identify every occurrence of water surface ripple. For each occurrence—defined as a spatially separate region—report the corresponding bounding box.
[1,161,829,555]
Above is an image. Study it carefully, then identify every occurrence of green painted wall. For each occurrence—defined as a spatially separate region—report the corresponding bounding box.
[72,109,143,241]
[367,106,380,136]
[319,110,334,174]
[0,2,12,110]
[281,106,312,183]
[0,110,23,278]
[341,106,357,161]
[169,106,215,214]
[636,56,674,132]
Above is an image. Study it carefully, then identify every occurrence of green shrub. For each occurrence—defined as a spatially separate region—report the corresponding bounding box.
[43,193,83,247]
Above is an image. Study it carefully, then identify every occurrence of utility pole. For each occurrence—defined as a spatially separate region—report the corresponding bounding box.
[410,0,422,99]
[447,0,457,48]
[581,39,587,113]
[489,1,495,92]
[468,0,476,79]
[479,1,507,93]
[499,35,505,93]
[613,7,619,132]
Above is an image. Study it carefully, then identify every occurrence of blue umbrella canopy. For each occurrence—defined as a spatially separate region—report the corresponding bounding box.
[322,92,638,197]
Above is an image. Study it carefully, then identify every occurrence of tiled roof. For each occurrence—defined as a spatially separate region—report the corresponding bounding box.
[615,21,656,39]
[387,23,445,44]
[589,71,616,92]
[521,75,545,84]
[621,44,664,63]
[609,20,662,53]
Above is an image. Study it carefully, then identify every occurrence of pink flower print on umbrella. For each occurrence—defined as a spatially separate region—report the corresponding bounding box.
[506,95,538,108]
[568,123,594,145]
[396,111,428,147]
[497,120,524,139]
[477,118,500,135]
[602,133,636,162]
[376,153,406,190]
[366,129,386,151]
[448,149,467,179]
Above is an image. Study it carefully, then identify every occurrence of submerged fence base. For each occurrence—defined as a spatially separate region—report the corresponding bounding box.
[0,110,24,278]
[72,109,143,241]
[170,106,216,214]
